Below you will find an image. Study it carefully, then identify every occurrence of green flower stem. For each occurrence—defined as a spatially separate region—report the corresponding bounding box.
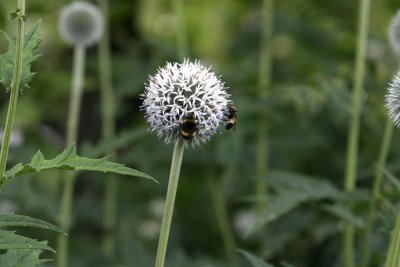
[57,45,86,267]
[343,0,371,266]
[360,118,394,267]
[0,0,26,184]
[172,0,189,59]
[256,0,274,210]
[155,139,185,267]
[207,173,239,267]
[97,0,118,258]
[384,212,400,267]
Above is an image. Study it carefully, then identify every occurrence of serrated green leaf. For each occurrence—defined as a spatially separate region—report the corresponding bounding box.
[0,20,41,92]
[0,245,49,267]
[0,143,156,186]
[0,213,65,234]
[0,230,54,252]
[238,249,275,267]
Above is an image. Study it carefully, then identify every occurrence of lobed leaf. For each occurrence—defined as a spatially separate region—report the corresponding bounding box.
[0,213,65,234]
[0,246,49,267]
[0,230,53,252]
[238,249,275,267]
[0,20,41,92]
[0,143,156,186]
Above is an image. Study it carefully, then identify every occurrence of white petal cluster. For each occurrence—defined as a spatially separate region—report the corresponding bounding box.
[385,72,400,126]
[142,59,230,145]
[58,1,104,47]
[389,10,400,58]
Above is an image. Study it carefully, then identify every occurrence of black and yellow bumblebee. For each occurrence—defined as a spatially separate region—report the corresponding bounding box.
[179,114,199,140]
[225,104,238,130]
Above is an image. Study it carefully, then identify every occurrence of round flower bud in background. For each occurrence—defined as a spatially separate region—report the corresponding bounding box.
[58,1,104,47]
[389,10,400,58]
[386,72,400,126]
[141,59,230,146]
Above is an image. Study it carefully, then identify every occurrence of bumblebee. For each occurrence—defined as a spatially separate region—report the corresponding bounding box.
[225,104,238,130]
[180,114,199,140]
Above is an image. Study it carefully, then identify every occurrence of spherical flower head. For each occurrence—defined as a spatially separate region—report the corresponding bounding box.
[141,59,230,146]
[385,72,400,126]
[389,10,400,58]
[58,1,104,47]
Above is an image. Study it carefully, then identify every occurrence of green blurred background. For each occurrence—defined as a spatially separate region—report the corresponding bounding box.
[0,0,400,266]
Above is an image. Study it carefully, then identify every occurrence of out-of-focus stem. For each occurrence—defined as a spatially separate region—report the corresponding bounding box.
[57,45,86,267]
[97,0,118,258]
[343,0,371,266]
[172,0,189,59]
[384,212,400,267]
[207,173,239,267]
[360,119,394,267]
[256,0,274,210]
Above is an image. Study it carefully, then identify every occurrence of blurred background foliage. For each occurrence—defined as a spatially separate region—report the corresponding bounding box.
[0,0,400,266]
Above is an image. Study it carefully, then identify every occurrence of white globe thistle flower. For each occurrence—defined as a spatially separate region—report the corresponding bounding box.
[389,10,400,58]
[385,72,400,126]
[141,59,231,146]
[59,1,104,47]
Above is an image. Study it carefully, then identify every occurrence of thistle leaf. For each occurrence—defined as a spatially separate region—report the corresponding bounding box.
[0,230,53,251]
[0,20,41,92]
[0,213,65,234]
[0,246,49,267]
[0,143,156,186]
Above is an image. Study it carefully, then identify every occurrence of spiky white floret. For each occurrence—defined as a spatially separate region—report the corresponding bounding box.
[141,59,230,145]
[59,1,104,47]
[386,72,400,126]
[389,10,400,58]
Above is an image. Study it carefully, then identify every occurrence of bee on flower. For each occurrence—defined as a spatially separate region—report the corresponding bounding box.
[141,59,234,146]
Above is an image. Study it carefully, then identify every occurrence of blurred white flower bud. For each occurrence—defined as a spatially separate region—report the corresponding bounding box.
[58,1,104,47]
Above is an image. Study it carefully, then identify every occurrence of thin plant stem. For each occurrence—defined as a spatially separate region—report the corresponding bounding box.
[256,0,274,210]
[0,0,26,184]
[97,0,118,258]
[57,45,86,267]
[172,0,189,59]
[343,0,371,266]
[360,119,394,267]
[155,139,185,267]
[384,212,400,267]
[207,173,240,267]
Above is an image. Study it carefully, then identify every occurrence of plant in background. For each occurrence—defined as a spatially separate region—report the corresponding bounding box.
[360,10,400,267]
[383,73,400,267]
[141,59,232,267]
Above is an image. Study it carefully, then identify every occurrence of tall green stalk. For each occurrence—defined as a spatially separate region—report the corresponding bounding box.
[57,45,86,267]
[97,0,118,258]
[154,139,185,267]
[360,118,394,267]
[256,0,274,210]
[343,0,371,266]
[207,173,239,267]
[384,212,400,267]
[0,0,25,182]
[172,0,189,59]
